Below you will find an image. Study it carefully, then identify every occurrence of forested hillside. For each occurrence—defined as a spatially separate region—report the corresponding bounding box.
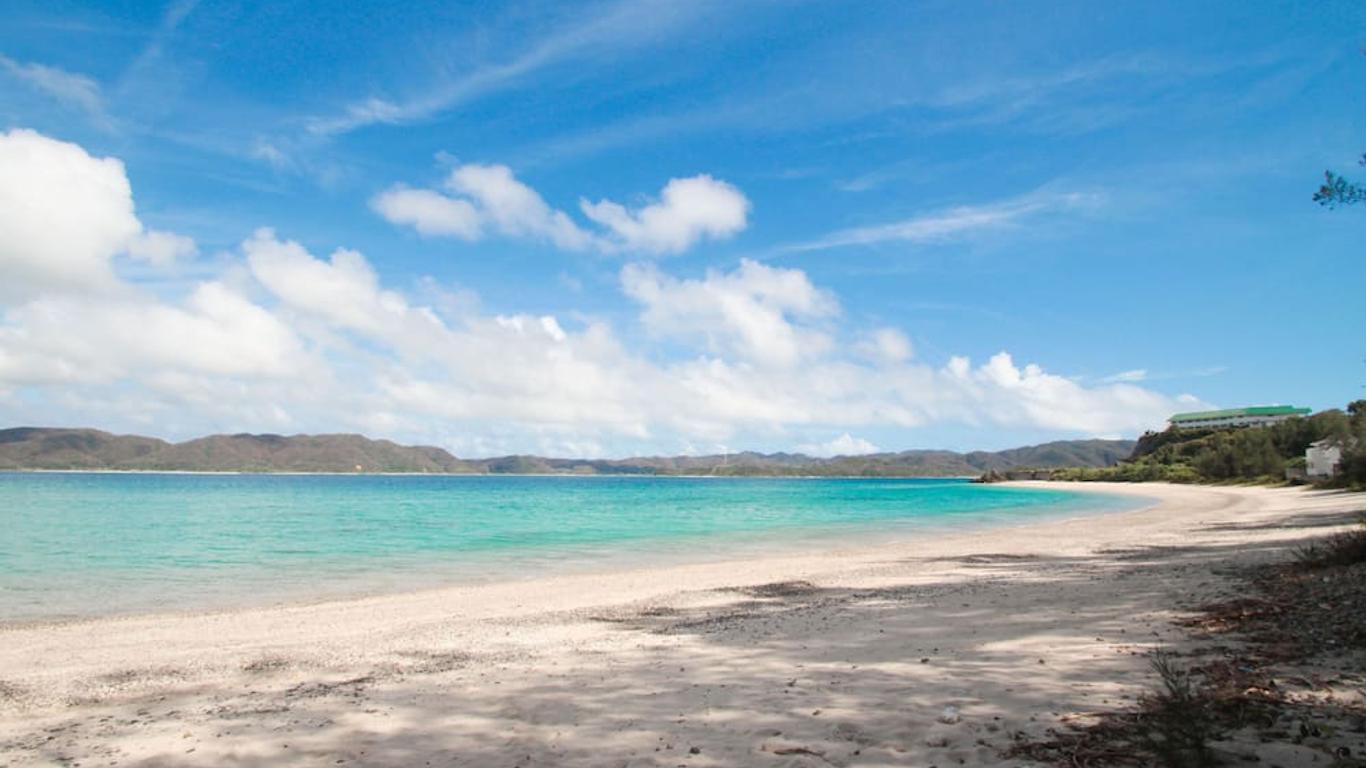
[0,428,1133,476]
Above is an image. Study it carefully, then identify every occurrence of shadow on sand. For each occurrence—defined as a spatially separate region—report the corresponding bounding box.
[4,519,1354,767]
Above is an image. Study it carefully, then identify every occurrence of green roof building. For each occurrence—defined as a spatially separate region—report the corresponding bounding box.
[1168,405,1310,429]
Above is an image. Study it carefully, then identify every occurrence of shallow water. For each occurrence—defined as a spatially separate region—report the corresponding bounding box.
[0,473,1142,621]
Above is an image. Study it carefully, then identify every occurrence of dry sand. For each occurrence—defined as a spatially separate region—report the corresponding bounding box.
[0,482,1360,767]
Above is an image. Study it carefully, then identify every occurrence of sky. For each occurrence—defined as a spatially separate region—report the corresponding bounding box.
[0,0,1363,458]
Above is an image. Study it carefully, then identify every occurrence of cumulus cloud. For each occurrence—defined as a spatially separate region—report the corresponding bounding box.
[857,328,914,364]
[245,228,412,332]
[446,164,595,250]
[373,164,748,255]
[0,130,1202,456]
[0,283,304,386]
[0,129,196,300]
[955,352,1177,433]
[797,433,881,457]
[370,186,481,238]
[371,164,593,249]
[0,130,298,414]
[621,259,837,368]
[0,128,138,297]
[580,174,749,254]
[127,230,198,266]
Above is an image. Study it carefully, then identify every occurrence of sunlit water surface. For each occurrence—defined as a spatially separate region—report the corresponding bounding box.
[0,473,1145,621]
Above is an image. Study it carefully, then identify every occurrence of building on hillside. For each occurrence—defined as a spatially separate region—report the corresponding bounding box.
[1167,405,1311,430]
[1306,439,1343,478]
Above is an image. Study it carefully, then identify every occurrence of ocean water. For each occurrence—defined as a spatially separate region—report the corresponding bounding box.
[0,472,1144,621]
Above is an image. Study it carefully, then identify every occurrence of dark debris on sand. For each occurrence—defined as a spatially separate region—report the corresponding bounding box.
[1007,521,1366,767]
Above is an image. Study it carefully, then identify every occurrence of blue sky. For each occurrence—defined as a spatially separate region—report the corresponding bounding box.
[0,0,1362,457]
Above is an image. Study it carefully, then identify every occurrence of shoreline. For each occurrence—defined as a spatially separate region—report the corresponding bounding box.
[0,480,1143,627]
[2,482,1359,766]
[0,481,1221,659]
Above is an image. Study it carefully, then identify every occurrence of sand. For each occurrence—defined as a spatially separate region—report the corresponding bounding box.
[0,482,1359,767]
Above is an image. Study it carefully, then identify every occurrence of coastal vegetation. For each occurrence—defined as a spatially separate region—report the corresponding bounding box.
[991,400,1366,488]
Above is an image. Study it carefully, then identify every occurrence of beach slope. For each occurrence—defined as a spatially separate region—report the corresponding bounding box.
[0,483,1359,766]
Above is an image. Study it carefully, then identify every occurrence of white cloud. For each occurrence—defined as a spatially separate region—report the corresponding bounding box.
[374,165,748,255]
[497,315,568,343]
[621,259,837,368]
[0,130,298,401]
[0,130,1204,456]
[446,164,595,250]
[797,433,881,457]
[0,128,136,297]
[245,228,414,333]
[236,230,654,438]
[0,129,195,300]
[127,230,198,267]
[250,139,290,169]
[0,56,104,119]
[324,97,406,133]
[782,190,1100,253]
[857,328,914,364]
[1102,368,1148,383]
[1100,366,1229,384]
[918,351,1183,434]
[580,174,749,254]
[0,282,304,385]
[371,185,481,238]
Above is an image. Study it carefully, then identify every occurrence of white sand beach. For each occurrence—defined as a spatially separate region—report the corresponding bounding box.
[1,482,1360,767]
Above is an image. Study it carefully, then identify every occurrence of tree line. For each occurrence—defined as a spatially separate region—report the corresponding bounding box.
[1043,400,1366,487]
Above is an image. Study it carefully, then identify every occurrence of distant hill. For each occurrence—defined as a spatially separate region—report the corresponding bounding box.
[0,427,1135,476]
[0,428,474,474]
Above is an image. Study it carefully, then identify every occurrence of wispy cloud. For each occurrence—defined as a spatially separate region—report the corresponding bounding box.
[1099,366,1227,384]
[911,50,1311,139]
[249,139,290,169]
[305,0,711,137]
[103,0,200,122]
[515,52,1223,169]
[1102,369,1149,383]
[778,190,1102,254]
[118,0,199,88]
[0,54,107,123]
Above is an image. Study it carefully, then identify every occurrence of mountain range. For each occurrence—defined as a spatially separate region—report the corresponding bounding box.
[0,427,1134,476]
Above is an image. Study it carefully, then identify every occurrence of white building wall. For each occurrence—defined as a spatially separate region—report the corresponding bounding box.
[1306,443,1342,478]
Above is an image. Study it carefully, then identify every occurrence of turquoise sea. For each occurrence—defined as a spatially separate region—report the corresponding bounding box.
[0,473,1144,622]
